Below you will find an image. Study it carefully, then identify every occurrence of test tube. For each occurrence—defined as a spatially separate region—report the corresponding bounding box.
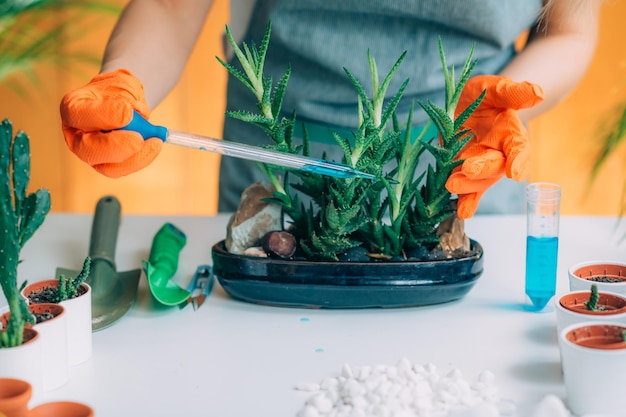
[525,182,561,311]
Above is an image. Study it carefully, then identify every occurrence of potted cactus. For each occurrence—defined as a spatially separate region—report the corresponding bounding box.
[0,118,51,399]
[1,302,69,392]
[22,257,93,366]
[568,260,626,295]
[556,284,626,333]
[211,23,485,308]
[0,118,50,346]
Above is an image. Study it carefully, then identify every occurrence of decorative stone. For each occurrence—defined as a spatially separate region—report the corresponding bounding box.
[261,231,297,258]
[225,182,283,254]
[436,213,470,257]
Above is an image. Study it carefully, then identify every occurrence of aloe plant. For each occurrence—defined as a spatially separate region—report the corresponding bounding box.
[0,118,50,347]
[219,22,483,261]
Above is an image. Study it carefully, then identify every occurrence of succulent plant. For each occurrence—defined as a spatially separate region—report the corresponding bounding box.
[0,118,50,347]
[218,22,482,261]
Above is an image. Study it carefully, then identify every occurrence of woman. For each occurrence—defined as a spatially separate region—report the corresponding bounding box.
[60,0,601,215]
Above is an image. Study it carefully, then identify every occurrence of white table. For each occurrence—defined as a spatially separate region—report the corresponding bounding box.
[9,213,626,416]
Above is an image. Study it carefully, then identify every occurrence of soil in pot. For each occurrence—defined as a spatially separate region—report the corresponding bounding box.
[25,283,87,304]
[1,305,63,328]
[573,263,626,284]
[29,305,63,325]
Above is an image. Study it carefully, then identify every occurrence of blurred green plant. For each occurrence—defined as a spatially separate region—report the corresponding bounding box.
[56,256,90,302]
[584,283,600,311]
[0,0,120,96]
[590,101,626,217]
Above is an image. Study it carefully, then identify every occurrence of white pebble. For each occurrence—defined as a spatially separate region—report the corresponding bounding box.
[396,358,412,372]
[358,365,372,381]
[446,369,463,380]
[351,409,367,417]
[320,377,339,389]
[308,393,334,413]
[297,405,320,417]
[529,394,570,417]
[350,395,369,409]
[295,360,504,417]
[386,366,398,380]
[342,379,366,399]
[243,246,267,257]
[448,403,500,417]
[392,409,417,417]
[477,370,495,385]
[342,363,355,379]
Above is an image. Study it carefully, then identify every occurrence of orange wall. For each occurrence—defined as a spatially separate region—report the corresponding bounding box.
[0,0,228,215]
[1,1,625,216]
[528,0,626,216]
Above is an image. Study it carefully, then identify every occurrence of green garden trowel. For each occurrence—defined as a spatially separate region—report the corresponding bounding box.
[56,196,141,331]
[142,222,190,306]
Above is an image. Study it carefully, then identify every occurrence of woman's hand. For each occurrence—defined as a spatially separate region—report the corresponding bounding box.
[447,75,544,218]
[60,69,163,178]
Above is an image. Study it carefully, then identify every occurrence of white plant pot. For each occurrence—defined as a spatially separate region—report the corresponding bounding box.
[22,280,93,366]
[568,260,626,296]
[0,328,43,405]
[59,283,92,366]
[30,303,69,391]
[555,290,626,335]
[558,321,626,417]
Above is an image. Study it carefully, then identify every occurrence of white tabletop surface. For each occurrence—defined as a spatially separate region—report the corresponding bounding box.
[6,213,626,416]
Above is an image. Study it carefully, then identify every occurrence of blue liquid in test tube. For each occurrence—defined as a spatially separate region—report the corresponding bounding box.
[525,183,561,311]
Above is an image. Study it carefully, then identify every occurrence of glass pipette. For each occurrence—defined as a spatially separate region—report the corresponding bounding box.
[120,111,375,180]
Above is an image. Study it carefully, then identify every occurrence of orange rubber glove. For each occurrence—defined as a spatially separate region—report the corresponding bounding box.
[60,69,163,178]
[446,75,544,219]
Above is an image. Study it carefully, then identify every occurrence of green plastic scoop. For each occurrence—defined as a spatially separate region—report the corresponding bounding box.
[142,222,190,306]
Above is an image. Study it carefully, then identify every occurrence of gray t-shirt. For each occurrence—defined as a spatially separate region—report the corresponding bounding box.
[218,0,543,212]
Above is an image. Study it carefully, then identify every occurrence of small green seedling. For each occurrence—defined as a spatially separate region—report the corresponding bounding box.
[56,256,91,302]
[584,284,600,311]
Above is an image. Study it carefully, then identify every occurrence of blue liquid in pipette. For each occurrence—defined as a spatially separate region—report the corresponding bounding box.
[301,162,375,180]
[525,236,559,310]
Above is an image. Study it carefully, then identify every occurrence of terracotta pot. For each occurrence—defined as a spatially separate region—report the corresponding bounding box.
[0,328,42,405]
[1,304,68,392]
[568,260,626,296]
[559,322,626,416]
[0,378,31,417]
[28,401,94,417]
[565,322,626,350]
[556,290,626,334]
[22,280,92,365]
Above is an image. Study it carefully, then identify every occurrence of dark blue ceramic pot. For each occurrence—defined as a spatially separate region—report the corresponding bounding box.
[211,240,484,308]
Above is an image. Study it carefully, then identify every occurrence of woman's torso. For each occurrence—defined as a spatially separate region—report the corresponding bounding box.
[218,0,542,212]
